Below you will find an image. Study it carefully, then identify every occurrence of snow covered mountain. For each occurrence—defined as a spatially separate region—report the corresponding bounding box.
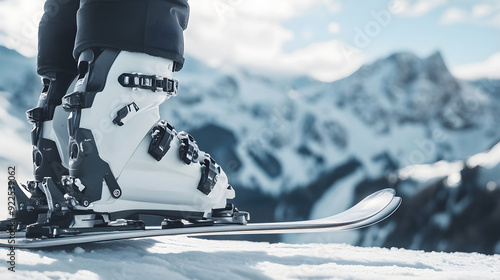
[168,50,500,253]
[0,46,36,185]
[1,45,499,254]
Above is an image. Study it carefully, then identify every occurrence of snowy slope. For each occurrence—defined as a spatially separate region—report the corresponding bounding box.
[0,236,499,279]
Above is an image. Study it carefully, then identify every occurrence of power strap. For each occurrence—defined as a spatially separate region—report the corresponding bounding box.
[118,73,178,96]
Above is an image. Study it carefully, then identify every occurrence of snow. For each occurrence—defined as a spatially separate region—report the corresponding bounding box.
[398,160,464,182]
[0,236,499,279]
[396,138,500,188]
[467,141,500,169]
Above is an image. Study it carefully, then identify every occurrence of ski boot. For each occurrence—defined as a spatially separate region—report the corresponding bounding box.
[0,72,75,232]
[24,49,248,238]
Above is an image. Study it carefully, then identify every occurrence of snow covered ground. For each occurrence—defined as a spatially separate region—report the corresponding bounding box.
[1,236,499,280]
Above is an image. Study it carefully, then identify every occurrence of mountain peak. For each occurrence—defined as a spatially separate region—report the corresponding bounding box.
[387,51,420,62]
[353,50,455,87]
[423,51,452,77]
[426,51,445,64]
[331,49,477,130]
[0,45,24,58]
[365,51,449,74]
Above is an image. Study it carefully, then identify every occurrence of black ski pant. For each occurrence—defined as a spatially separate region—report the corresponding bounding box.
[37,0,189,77]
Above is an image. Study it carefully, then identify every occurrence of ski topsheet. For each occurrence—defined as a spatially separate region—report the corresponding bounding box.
[0,189,400,249]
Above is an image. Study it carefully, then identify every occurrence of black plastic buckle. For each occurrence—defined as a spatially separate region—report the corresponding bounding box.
[62,91,86,110]
[26,107,46,123]
[178,132,200,164]
[148,120,176,161]
[198,155,220,195]
[118,73,178,95]
[163,78,179,94]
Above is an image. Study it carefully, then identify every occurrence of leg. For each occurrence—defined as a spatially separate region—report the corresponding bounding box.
[32,0,80,181]
[74,0,189,71]
[10,0,80,229]
[38,0,80,76]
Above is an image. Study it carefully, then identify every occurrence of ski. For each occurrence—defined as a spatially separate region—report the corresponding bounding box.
[0,189,400,249]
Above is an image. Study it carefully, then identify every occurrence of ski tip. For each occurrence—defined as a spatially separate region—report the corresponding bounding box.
[363,188,396,201]
[381,188,396,195]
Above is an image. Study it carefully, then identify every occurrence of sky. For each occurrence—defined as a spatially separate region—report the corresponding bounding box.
[0,0,498,82]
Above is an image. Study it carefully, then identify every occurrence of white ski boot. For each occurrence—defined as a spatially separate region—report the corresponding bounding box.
[1,72,75,232]
[25,49,246,238]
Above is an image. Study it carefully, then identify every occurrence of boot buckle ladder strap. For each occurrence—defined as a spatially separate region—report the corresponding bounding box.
[118,73,179,96]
